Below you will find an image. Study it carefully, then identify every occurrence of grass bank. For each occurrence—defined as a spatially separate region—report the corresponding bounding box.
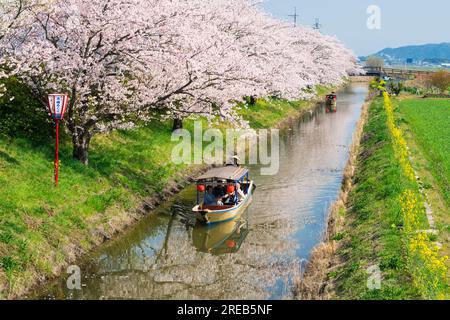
[0,80,333,299]
[298,94,449,300]
[0,121,194,298]
[237,85,331,129]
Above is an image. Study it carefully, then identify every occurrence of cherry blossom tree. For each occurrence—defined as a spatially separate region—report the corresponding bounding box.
[0,0,36,45]
[10,0,361,165]
[1,0,42,96]
[141,1,342,128]
[155,0,362,126]
[13,0,184,163]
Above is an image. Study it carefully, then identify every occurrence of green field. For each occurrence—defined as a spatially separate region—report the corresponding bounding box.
[397,98,450,270]
[398,99,450,206]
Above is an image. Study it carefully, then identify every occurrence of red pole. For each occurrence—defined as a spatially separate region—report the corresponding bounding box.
[55,119,59,187]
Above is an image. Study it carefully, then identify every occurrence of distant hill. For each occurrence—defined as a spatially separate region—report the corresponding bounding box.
[365,43,450,65]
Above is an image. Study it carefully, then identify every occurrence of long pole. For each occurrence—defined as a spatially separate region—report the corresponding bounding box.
[55,119,59,187]
[289,7,298,27]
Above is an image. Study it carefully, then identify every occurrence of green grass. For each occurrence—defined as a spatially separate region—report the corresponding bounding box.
[332,98,425,299]
[0,120,192,296]
[237,98,308,129]
[396,98,450,278]
[237,85,334,128]
[397,99,450,206]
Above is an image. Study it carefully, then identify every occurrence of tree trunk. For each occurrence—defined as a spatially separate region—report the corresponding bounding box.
[72,132,91,165]
[249,96,256,105]
[172,117,183,131]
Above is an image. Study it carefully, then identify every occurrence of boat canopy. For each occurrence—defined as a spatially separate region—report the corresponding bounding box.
[195,166,249,182]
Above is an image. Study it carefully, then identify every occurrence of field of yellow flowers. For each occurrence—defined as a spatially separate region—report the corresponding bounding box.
[383,92,448,299]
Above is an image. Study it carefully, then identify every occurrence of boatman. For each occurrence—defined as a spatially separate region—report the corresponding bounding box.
[226,155,240,167]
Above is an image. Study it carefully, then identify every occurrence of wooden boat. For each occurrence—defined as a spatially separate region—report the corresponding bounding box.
[192,166,254,225]
[325,93,337,113]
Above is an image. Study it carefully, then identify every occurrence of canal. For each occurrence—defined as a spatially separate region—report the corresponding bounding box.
[35,83,368,300]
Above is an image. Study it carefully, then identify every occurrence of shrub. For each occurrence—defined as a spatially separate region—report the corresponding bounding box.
[0,77,52,142]
[388,82,404,96]
[426,71,450,94]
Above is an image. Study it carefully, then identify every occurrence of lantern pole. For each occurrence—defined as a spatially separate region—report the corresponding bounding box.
[54,119,60,187]
[48,93,69,187]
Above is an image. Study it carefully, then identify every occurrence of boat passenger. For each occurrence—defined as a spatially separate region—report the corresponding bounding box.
[213,185,225,198]
[204,186,219,205]
[223,183,246,205]
[222,187,235,204]
[236,183,246,201]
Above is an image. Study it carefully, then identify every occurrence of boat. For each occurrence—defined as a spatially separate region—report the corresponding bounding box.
[192,166,254,224]
[325,92,337,113]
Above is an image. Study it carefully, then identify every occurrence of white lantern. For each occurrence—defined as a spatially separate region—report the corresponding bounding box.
[48,94,69,120]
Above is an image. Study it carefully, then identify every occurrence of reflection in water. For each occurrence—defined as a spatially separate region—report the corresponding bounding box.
[193,218,249,255]
[34,84,368,300]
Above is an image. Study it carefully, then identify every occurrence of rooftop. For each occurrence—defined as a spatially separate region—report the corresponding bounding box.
[195,166,249,182]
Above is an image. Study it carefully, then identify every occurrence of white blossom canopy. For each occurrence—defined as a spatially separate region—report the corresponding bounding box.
[3,0,362,131]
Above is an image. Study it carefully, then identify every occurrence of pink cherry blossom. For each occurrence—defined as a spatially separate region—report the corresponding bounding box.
[3,0,362,164]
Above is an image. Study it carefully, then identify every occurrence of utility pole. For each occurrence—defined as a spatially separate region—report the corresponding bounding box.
[312,18,322,30]
[288,7,299,27]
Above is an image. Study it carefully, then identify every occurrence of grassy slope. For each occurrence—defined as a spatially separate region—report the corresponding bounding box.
[0,87,326,298]
[332,98,424,299]
[0,121,191,296]
[238,86,331,129]
[238,98,310,129]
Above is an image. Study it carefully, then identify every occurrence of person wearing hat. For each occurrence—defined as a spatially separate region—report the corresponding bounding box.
[226,155,240,167]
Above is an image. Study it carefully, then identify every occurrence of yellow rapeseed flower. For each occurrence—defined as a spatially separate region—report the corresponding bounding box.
[383,91,449,299]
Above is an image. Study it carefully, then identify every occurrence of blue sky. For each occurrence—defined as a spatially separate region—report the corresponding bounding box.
[262,0,450,56]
